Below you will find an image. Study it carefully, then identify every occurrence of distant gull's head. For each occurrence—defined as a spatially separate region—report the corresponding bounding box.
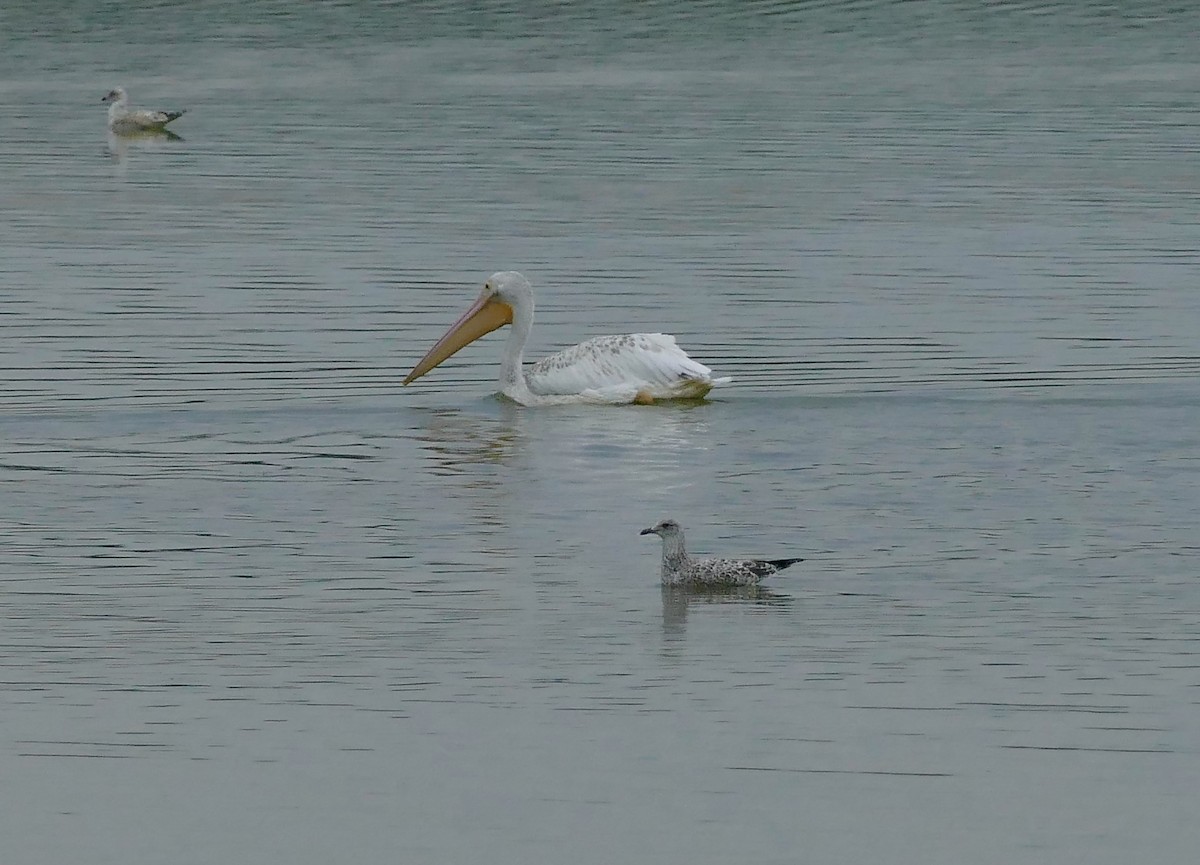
[101,87,128,105]
[641,519,683,539]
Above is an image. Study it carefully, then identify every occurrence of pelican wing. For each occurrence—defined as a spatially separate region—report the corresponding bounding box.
[526,333,729,400]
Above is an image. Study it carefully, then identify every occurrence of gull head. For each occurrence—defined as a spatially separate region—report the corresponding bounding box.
[641,519,683,539]
[101,87,128,105]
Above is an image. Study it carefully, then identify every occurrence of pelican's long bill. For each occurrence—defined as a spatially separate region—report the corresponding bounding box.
[403,290,514,385]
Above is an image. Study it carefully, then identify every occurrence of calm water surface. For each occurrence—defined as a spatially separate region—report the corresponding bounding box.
[1,2,1198,863]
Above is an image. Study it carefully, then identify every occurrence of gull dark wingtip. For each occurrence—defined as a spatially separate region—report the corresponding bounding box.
[765,557,804,570]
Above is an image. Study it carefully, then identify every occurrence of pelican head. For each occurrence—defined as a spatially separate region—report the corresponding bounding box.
[640,519,683,539]
[101,87,128,105]
[403,271,532,385]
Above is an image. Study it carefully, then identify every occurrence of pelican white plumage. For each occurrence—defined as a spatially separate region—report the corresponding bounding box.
[403,272,731,406]
[101,87,186,134]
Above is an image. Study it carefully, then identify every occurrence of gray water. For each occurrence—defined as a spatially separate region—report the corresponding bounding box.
[2,2,1198,862]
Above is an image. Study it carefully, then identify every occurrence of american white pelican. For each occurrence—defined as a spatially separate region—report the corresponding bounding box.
[640,519,804,586]
[101,87,186,134]
[403,272,731,406]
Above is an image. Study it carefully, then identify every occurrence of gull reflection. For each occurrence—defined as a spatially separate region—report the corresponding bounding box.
[106,128,184,162]
[660,584,791,638]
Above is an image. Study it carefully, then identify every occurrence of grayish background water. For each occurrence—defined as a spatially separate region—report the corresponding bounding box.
[1,2,1197,862]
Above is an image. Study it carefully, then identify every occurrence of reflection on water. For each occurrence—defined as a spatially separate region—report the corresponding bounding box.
[412,405,524,475]
[106,128,184,161]
[660,584,792,638]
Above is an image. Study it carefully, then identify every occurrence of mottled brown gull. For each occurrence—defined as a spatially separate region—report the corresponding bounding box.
[101,87,186,134]
[640,519,803,587]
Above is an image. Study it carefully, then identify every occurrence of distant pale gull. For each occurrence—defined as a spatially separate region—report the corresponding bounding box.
[640,519,803,587]
[101,87,185,134]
